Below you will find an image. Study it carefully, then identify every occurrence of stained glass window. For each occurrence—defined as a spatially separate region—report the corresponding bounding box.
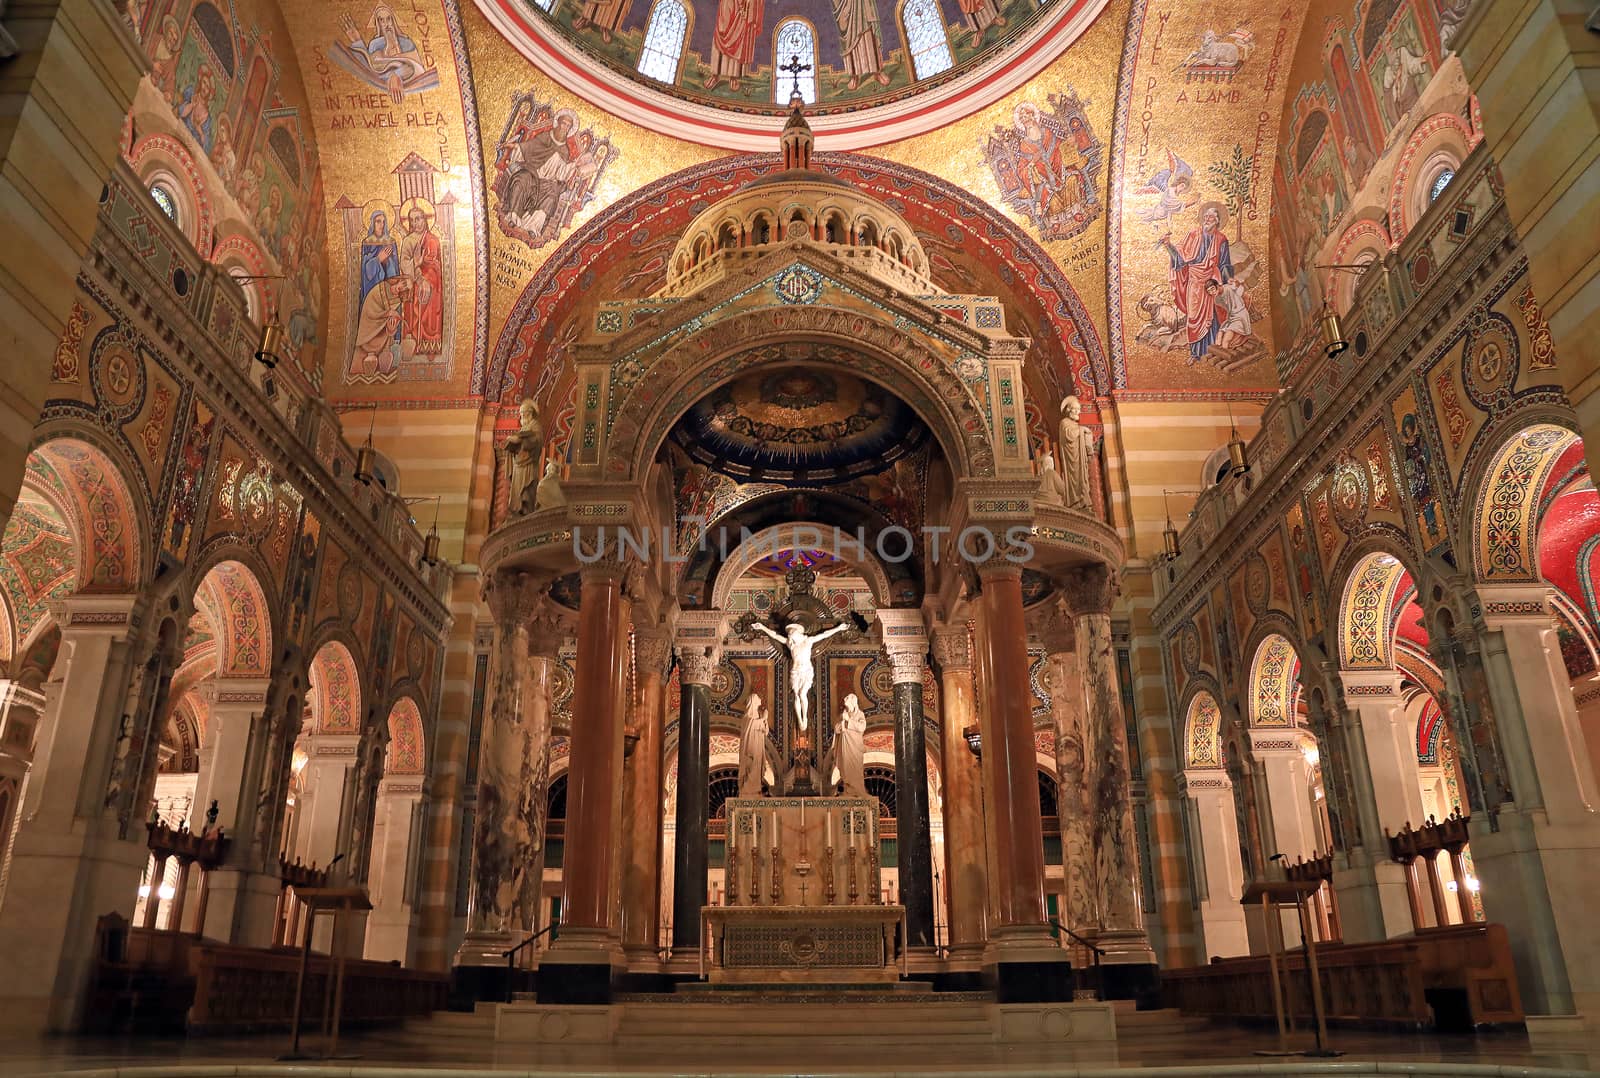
[773,20,818,105]
[902,0,954,80]
[1429,167,1456,204]
[530,0,555,13]
[637,0,688,84]
[150,183,178,221]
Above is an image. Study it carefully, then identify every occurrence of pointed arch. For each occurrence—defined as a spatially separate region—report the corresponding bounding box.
[1248,633,1302,728]
[384,696,426,775]
[309,640,363,735]
[1469,423,1580,584]
[193,559,273,678]
[1183,688,1224,769]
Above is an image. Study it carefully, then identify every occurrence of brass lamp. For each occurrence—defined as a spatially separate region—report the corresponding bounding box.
[1320,304,1349,358]
[253,321,288,368]
[1226,403,1250,477]
[353,405,379,485]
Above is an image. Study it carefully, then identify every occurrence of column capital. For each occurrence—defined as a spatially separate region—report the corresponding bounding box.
[1058,564,1116,618]
[47,594,144,639]
[634,628,673,679]
[881,649,926,686]
[1475,583,1553,629]
[1248,728,1310,761]
[201,677,272,708]
[1180,769,1233,794]
[1337,669,1405,702]
[484,569,549,626]
[930,625,973,673]
[676,644,720,687]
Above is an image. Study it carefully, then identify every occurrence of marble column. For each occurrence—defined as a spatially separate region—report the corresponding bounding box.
[457,570,549,965]
[622,630,670,962]
[1180,772,1249,958]
[931,626,987,963]
[885,644,935,951]
[1061,566,1156,974]
[1465,587,1600,1019]
[1335,671,1425,941]
[0,596,147,1034]
[545,557,632,990]
[1043,631,1096,939]
[671,642,716,953]
[974,563,1067,997]
[971,602,1003,932]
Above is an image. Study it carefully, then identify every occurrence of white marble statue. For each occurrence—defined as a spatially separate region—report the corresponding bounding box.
[829,693,867,797]
[504,398,543,515]
[737,693,771,797]
[1038,448,1068,505]
[534,459,565,510]
[750,619,852,731]
[1057,395,1097,510]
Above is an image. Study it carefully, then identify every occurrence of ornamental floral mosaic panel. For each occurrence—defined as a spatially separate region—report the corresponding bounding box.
[312,641,362,734]
[0,494,74,653]
[1340,554,1406,670]
[1248,634,1297,727]
[1476,424,1577,582]
[1185,691,1222,768]
[386,697,426,774]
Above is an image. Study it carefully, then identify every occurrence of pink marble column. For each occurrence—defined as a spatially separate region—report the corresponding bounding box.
[932,626,987,963]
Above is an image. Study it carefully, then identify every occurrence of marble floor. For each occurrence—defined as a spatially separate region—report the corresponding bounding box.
[0,1016,1598,1078]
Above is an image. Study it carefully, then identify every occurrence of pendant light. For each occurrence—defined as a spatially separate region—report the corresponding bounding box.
[354,405,378,486]
[1162,489,1181,559]
[1320,304,1349,358]
[421,496,442,567]
[253,321,288,369]
[1226,402,1250,478]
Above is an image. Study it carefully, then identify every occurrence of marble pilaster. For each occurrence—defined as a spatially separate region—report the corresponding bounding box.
[1180,771,1249,959]
[0,596,148,1034]
[365,779,424,964]
[931,626,987,963]
[1043,634,1096,940]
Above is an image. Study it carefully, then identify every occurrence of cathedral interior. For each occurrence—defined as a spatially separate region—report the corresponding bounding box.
[4,0,1600,1072]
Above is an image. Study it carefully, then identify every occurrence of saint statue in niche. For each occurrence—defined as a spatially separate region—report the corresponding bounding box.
[827,694,867,797]
[738,694,772,797]
[749,620,854,732]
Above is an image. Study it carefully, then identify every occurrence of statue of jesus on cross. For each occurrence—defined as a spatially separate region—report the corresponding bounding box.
[749,620,852,732]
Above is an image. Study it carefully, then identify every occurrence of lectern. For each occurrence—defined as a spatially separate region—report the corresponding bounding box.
[1242,878,1337,1057]
[282,885,372,1060]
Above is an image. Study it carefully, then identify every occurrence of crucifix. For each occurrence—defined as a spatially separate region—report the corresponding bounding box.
[780,53,812,102]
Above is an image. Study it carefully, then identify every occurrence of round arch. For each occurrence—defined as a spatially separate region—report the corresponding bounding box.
[383,695,426,776]
[308,640,363,736]
[1248,633,1302,729]
[1336,545,1426,671]
[608,317,995,485]
[708,522,895,610]
[1467,421,1582,584]
[192,557,274,678]
[1182,686,1225,769]
[25,433,149,594]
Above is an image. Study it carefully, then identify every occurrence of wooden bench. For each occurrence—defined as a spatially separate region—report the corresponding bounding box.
[1162,922,1522,1031]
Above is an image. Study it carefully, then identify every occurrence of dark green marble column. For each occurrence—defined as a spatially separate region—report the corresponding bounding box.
[891,656,935,949]
[671,648,714,951]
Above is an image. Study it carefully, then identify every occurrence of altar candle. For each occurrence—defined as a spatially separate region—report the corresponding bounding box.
[827,811,834,849]
[771,809,779,852]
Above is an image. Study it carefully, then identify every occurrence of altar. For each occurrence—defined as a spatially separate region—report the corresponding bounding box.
[703,796,906,983]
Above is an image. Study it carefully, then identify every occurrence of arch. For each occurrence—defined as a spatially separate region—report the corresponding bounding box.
[0,485,77,662]
[636,0,690,84]
[1470,423,1581,583]
[384,696,426,775]
[708,522,895,610]
[192,558,273,678]
[1183,688,1225,769]
[900,0,955,80]
[25,435,148,595]
[1248,633,1301,728]
[1337,549,1416,669]
[309,640,363,735]
[1386,112,1472,241]
[128,133,214,256]
[772,18,818,106]
[212,234,270,321]
[609,310,995,485]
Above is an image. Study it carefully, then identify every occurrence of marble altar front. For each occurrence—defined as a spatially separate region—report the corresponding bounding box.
[703,797,905,981]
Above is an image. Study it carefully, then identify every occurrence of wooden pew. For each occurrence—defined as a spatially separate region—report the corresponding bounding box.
[1162,922,1523,1032]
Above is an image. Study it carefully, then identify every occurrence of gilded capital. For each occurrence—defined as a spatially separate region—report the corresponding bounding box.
[484,569,548,627]
[1059,564,1116,618]
[882,648,927,685]
[634,629,674,679]
[930,626,973,673]
[677,644,718,687]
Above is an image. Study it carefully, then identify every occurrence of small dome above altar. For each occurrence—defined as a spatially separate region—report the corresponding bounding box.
[660,103,932,299]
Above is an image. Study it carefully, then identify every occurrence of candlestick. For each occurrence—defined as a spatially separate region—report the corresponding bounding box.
[770,841,782,904]
[823,845,836,905]
[726,826,740,906]
[827,810,834,850]
[846,845,859,905]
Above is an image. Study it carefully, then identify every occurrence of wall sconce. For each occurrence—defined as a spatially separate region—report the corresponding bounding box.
[233,273,288,368]
[1161,490,1200,559]
[405,495,444,567]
